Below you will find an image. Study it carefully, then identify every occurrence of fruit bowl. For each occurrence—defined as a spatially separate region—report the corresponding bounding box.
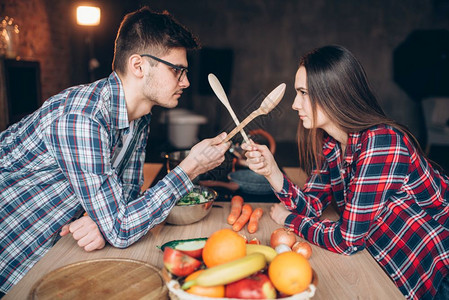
[162,268,318,300]
[166,186,218,225]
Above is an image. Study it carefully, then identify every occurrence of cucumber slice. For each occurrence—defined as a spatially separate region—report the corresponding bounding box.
[158,237,208,259]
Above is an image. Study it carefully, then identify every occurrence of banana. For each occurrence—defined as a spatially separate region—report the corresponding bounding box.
[181,253,266,289]
[246,244,277,262]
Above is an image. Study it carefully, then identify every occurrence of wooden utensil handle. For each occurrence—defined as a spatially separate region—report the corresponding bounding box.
[224,110,261,143]
[229,114,250,143]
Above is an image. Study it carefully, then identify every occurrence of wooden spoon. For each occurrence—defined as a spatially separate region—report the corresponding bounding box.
[208,73,250,143]
[223,83,286,143]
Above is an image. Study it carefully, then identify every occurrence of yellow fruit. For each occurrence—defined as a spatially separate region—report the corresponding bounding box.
[202,228,246,267]
[268,251,312,295]
[182,253,266,289]
[185,270,225,298]
[246,243,277,262]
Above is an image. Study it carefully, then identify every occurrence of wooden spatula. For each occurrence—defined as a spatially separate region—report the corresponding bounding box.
[223,83,286,143]
[208,73,250,143]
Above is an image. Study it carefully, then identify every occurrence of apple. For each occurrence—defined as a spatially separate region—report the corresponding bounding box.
[163,247,201,277]
[225,273,276,299]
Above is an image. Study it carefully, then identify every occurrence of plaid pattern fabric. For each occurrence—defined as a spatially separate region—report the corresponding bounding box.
[278,125,449,299]
[0,72,193,293]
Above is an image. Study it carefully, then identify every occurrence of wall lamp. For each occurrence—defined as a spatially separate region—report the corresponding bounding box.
[76,5,101,26]
[76,4,101,81]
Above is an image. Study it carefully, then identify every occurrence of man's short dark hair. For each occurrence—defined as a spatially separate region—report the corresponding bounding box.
[112,6,200,74]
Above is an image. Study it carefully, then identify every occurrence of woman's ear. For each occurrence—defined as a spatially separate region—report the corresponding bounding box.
[127,54,145,78]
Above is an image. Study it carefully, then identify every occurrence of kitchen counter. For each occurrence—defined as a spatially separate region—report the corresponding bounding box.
[4,163,404,299]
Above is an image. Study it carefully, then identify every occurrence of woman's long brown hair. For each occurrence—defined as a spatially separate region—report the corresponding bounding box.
[297,45,425,175]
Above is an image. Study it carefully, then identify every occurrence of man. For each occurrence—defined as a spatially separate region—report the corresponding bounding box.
[0,7,229,295]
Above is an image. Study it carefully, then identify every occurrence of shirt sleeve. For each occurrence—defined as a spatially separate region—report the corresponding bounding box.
[281,130,410,255]
[276,162,334,218]
[43,114,193,248]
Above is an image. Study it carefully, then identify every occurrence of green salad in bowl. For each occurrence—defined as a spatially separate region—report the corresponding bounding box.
[167,186,218,225]
[177,190,216,205]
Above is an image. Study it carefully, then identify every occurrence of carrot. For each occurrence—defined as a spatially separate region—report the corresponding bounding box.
[247,208,264,233]
[227,195,244,225]
[232,204,253,232]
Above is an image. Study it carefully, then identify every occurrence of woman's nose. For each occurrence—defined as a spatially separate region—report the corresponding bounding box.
[292,97,301,111]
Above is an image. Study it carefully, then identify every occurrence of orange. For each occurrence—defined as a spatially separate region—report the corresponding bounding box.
[202,228,246,267]
[268,251,312,295]
[185,270,225,298]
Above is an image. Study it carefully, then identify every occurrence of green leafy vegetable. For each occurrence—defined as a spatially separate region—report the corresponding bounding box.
[176,190,215,206]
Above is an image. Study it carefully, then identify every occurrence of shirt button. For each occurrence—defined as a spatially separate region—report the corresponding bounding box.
[353,247,357,251]
[340,169,345,174]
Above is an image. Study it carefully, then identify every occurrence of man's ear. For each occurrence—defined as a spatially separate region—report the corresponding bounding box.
[128,54,145,78]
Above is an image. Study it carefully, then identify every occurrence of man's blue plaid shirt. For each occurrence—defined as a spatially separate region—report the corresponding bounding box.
[0,72,193,293]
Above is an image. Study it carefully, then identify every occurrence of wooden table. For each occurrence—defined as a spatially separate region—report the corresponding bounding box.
[5,164,404,299]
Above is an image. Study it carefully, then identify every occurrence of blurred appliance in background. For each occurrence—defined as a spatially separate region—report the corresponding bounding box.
[0,59,42,131]
[160,108,207,149]
[422,97,449,153]
[393,29,449,149]
[394,29,449,101]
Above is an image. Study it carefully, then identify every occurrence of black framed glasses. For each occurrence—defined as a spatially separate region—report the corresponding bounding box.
[140,54,188,82]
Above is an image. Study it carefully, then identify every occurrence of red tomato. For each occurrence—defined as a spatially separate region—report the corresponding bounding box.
[163,247,201,277]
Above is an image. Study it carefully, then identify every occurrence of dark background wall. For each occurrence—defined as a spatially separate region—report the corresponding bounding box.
[1,0,449,148]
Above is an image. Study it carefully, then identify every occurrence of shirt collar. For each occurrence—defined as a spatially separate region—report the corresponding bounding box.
[345,132,363,165]
[108,72,129,130]
[322,133,337,157]
[322,131,362,165]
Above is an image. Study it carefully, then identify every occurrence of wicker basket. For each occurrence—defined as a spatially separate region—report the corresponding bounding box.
[162,268,317,300]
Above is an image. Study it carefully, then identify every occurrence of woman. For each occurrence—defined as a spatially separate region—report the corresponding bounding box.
[242,45,448,300]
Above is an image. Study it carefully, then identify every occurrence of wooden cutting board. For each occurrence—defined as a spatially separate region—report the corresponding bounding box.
[28,258,167,300]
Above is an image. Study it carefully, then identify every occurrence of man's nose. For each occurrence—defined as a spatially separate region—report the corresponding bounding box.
[179,76,190,88]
